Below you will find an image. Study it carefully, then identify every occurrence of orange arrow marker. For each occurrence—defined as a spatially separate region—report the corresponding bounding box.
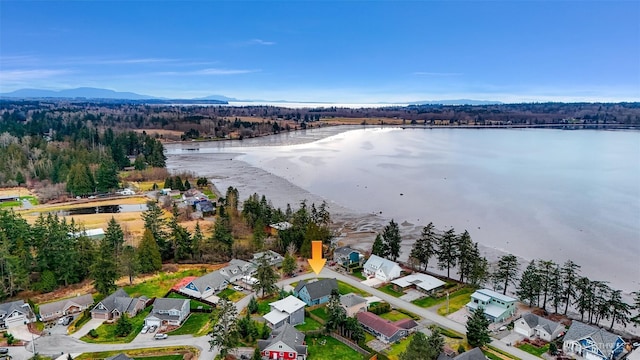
[307,240,326,275]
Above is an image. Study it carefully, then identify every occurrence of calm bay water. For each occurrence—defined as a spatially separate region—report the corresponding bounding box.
[167,127,640,292]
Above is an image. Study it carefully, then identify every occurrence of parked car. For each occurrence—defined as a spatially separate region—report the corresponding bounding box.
[498,326,507,331]
[149,325,157,333]
[233,285,244,291]
[154,333,168,340]
[58,316,73,326]
[0,348,8,355]
[141,325,149,334]
[632,342,640,349]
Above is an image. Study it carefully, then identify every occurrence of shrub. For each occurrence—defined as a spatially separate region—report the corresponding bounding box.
[369,302,391,315]
[458,345,466,354]
[88,329,98,338]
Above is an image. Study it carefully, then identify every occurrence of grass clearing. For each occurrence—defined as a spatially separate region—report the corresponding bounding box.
[338,280,370,297]
[436,326,464,339]
[486,345,522,360]
[202,188,216,199]
[352,271,366,280]
[166,292,212,311]
[124,269,209,298]
[257,294,279,315]
[379,310,411,322]
[412,286,474,309]
[386,334,413,360]
[436,287,475,315]
[81,308,151,343]
[218,287,245,302]
[307,335,364,360]
[295,316,324,332]
[75,346,197,360]
[516,343,549,357]
[378,284,405,298]
[68,312,92,334]
[310,307,328,321]
[166,313,212,336]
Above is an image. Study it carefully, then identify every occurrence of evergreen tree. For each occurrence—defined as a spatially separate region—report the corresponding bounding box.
[66,162,95,196]
[104,217,124,260]
[209,299,238,358]
[382,219,401,261]
[211,212,234,256]
[91,237,118,295]
[248,296,259,314]
[254,255,278,298]
[437,228,458,278]
[630,291,640,327]
[252,219,266,250]
[608,289,632,330]
[282,252,296,276]
[137,229,162,273]
[120,245,139,285]
[170,204,191,261]
[191,222,204,261]
[517,260,541,307]
[537,260,556,311]
[493,254,519,295]
[184,179,191,190]
[466,306,491,347]
[425,326,445,360]
[115,314,133,337]
[133,154,146,170]
[95,158,119,193]
[410,222,437,271]
[575,277,593,322]
[325,289,347,333]
[251,348,262,360]
[371,233,387,258]
[549,264,563,314]
[15,171,25,185]
[142,201,170,260]
[561,260,581,315]
[468,244,490,287]
[456,230,475,283]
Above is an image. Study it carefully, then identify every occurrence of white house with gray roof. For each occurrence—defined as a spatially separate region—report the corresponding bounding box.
[39,294,94,322]
[514,313,565,341]
[144,298,190,327]
[180,259,256,299]
[563,321,626,360]
[363,255,402,282]
[391,273,445,294]
[264,295,306,329]
[466,288,517,323]
[0,300,35,329]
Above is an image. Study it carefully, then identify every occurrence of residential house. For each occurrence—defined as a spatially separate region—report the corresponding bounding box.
[356,311,418,344]
[180,271,229,299]
[0,300,35,329]
[144,298,190,327]
[363,255,402,282]
[195,200,214,213]
[340,293,367,317]
[333,247,363,268]
[264,295,306,329]
[105,354,133,360]
[563,321,626,360]
[268,221,293,236]
[391,273,445,294]
[252,250,285,267]
[514,313,565,342]
[220,259,256,283]
[465,288,517,323]
[90,289,147,321]
[258,323,307,360]
[294,279,338,306]
[39,294,94,322]
[452,348,486,360]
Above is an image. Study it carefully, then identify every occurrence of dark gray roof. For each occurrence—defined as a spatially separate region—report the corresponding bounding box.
[455,348,486,360]
[521,313,563,334]
[93,288,145,314]
[335,246,358,256]
[152,298,188,312]
[106,354,132,360]
[297,279,338,301]
[39,294,94,316]
[191,271,227,293]
[257,323,306,352]
[340,293,367,308]
[564,321,623,358]
[0,300,29,317]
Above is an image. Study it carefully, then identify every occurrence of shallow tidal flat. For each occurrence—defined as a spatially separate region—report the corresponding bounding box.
[166,126,640,294]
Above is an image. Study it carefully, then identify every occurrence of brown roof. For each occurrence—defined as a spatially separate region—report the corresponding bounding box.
[357,311,417,338]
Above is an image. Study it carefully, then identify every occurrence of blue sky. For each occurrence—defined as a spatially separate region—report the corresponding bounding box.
[1,1,639,102]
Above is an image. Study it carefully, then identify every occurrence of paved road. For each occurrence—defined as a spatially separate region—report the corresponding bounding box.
[19,267,538,360]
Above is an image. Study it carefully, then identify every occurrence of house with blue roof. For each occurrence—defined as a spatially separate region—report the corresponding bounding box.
[563,321,626,360]
[466,288,517,323]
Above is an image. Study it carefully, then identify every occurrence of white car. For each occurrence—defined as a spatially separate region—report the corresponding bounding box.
[233,286,244,291]
[141,325,149,334]
[498,326,508,331]
[154,333,168,340]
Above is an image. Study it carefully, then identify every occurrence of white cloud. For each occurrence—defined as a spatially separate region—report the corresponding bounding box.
[247,39,276,46]
[153,68,259,76]
[0,69,71,82]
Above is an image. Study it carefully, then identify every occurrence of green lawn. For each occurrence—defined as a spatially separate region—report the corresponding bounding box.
[386,334,413,360]
[364,332,375,343]
[517,343,550,357]
[307,335,364,360]
[487,345,522,360]
[337,281,371,297]
[202,188,216,199]
[0,196,38,208]
[352,271,366,280]
[295,317,324,332]
[379,310,411,321]
[378,284,405,298]
[257,295,279,315]
[134,356,183,360]
[436,287,475,315]
[483,350,503,360]
[412,286,474,309]
[80,308,151,343]
[68,312,92,334]
[125,269,209,298]
[310,307,328,321]
[436,326,464,339]
[218,287,246,302]
[166,313,212,336]
[166,292,212,311]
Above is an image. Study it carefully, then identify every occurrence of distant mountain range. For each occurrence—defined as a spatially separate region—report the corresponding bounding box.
[0,87,502,106]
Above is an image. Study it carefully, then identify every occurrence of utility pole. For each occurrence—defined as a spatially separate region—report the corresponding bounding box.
[446,291,450,315]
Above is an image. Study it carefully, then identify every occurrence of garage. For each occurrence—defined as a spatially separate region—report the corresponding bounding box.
[144,316,161,328]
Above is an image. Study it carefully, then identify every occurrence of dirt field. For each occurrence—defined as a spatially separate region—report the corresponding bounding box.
[0,186,33,197]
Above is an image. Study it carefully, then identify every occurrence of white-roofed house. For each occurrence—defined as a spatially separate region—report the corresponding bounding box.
[363,255,402,282]
[514,313,565,342]
[465,288,517,323]
[391,273,445,295]
[263,295,306,329]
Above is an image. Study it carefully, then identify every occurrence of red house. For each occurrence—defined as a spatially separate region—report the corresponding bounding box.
[257,323,307,360]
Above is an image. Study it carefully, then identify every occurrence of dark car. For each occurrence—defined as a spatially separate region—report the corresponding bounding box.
[0,349,8,355]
